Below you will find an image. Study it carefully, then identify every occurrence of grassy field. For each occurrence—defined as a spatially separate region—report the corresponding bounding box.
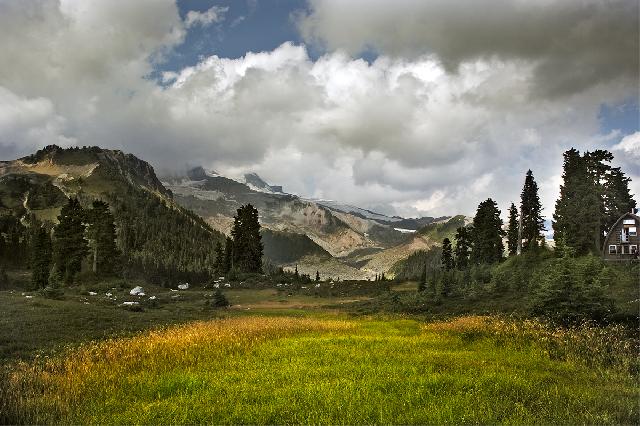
[1,276,638,424]
[2,313,638,424]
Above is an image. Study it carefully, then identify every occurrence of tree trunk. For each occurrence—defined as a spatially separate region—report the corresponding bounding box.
[93,244,97,274]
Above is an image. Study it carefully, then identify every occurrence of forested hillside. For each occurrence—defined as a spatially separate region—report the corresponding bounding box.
[0,145,225,285]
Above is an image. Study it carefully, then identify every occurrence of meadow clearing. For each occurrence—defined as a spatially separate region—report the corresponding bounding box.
[1,284,638,425]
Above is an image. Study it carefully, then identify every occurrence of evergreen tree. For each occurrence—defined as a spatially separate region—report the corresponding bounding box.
[507,203,519,256]
[223,236,234,273]
[53,198,88,284]
[213,241,225,275]
[211,290,230,307]
[553,148,635,255]
[315,270,320,281]
[86,200,119,275]
[470,198,505,264]
[441,238,454,270]
[31,226,52,289]
[603,166,636,231]
[520,170,545,250]
[454,226,471,269]
[230,204,263,273]
[418,265,427,292]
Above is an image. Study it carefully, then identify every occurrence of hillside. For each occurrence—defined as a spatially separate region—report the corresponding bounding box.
[0,145,225,284]
[164,167,462,277]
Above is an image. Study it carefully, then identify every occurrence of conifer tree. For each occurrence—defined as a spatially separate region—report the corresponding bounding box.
[441,238,454,270]
[418,265,427,292]
[520,170,545,250]
[315,270,320,281]
[86,200,119,275]
[470,198,505,264]
[214,241,225,275]
[230,204,263,273]
[507,203,519,256]
[553,148,635,255]
[454,226,471,269]
[53,198,88,284]
[223,236,234,273]
[31,226,52,289]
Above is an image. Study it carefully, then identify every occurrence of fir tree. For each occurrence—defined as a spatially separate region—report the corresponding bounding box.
[86,200,119,275]
[454,226,471,269]
[223,236,234,273]
[315,270,320,281]
[211,290,230,307]
[31,226,52,289]
[230,204,263,273]
[507,203,519,256]
[470,198,505,264]
[213,241,225,275]
[53,198,88,284]
[441,238,454,270]
[553,148,635,255]
[520,170,545,250]
[418,265,427,292]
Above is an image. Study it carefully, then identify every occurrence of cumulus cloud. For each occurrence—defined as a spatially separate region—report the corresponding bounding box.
[297,0,639,98]
[184,6,228,28]
[0,0,636,219]
[612,132,640,176]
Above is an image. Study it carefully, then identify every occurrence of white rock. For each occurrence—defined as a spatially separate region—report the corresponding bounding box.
[315,283,320,288]
[178,283,189,290]
[88,291,97,296]
[105,292,112,297]
[129,286,145,296]
[213,283,219,288]
[224,283,231,287]
[25,295,33,299]
[170,289,178,292]
[121,301,139,306]
[149,296,157,300]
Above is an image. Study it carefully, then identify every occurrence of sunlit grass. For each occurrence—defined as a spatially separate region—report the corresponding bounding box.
[2,315,637,424]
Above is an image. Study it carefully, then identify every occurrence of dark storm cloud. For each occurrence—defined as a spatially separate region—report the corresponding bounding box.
[298,0,639,97]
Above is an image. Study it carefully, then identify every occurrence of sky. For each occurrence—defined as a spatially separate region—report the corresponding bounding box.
[0,0,638,220]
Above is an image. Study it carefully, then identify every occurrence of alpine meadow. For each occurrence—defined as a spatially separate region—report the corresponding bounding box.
[0,1,638,425]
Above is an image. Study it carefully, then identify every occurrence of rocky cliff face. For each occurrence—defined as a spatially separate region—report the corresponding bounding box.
[18,145,171,198]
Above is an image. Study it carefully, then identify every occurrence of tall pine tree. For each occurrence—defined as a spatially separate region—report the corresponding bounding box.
[454,226,471,269]
[553,148,635,255]
[230,204,263,273]
[213,241,225,275]
[470,198,505,264]
[507,203,519,256]
[520,170,545,250]
[31,226,52,289]
[86,200,119,276]
[441,238,454,270]
[53,198,88,284]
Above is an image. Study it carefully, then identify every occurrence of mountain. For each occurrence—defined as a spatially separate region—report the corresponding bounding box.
[0,145,225,284]
[1,145,465,281]
[164,166,465,278]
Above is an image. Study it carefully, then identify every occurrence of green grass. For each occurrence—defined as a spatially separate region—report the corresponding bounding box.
[3,316,637,424]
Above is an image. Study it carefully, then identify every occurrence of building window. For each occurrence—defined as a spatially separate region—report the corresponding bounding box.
[609,245,617,254]
[631,245,638,255]
[629,226,637,237]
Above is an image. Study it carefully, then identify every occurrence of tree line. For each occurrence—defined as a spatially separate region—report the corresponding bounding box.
[410,147,636,323]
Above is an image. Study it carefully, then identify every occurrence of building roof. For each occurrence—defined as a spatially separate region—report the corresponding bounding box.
[602,211,640,251]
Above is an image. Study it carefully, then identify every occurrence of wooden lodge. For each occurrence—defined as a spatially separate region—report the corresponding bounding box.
[602,211,639,260]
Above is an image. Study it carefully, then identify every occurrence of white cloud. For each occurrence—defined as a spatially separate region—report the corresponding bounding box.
[185,6,228,28]
[0,0,636,219]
